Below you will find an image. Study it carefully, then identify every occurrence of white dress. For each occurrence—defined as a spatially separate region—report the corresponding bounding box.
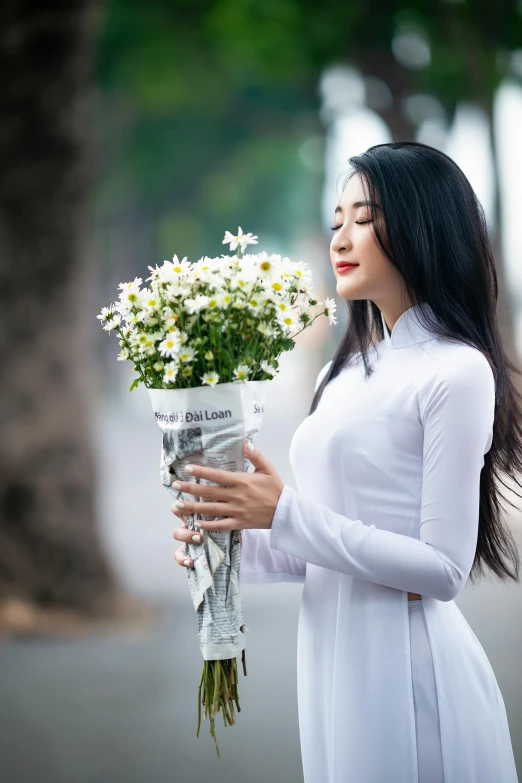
[240,302,519,783]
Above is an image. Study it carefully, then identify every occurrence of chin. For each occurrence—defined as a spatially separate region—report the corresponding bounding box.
[336,281,358,298]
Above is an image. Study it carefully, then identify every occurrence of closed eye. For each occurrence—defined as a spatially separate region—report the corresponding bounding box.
[329,220,373,230]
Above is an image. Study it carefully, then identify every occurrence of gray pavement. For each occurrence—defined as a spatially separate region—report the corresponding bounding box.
[0,587,304,783]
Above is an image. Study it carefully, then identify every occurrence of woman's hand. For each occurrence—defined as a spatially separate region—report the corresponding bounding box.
[173,520,203,569]
[172,441,284,568]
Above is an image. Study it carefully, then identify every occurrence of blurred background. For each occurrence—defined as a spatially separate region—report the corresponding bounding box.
[0,1,521,781]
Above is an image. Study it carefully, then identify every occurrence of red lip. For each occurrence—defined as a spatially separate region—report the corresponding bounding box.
[336,262,359,271]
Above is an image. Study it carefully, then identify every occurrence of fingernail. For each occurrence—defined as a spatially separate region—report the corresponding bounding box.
[192,534,202,543]
[194,521,202,529]
[183,559,191,566]
[185,465,194,473]
[172,481,182,490]
[248,441,254,452]
[175,501,184,509]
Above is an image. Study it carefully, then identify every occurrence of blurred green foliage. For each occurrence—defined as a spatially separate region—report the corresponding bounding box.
[94,0,322,267]
[94,0,521,269]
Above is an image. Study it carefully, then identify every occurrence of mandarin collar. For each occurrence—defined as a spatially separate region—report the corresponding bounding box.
[381,302,437,349]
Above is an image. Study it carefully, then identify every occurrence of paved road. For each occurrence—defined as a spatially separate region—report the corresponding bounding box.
[0,586,304,783]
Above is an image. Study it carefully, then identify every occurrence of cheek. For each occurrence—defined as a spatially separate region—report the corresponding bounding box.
[358,232,390,274]
[358,228,380,255]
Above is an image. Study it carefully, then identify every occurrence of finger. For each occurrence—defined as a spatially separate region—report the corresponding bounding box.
[172,500,233,518]
[173,527,204,544]
[172,506,186,522]
[174,545,193,569]
[184,463,241,487]
[197,518,238,532]
[171,479,229,501]
[171,506,198,525]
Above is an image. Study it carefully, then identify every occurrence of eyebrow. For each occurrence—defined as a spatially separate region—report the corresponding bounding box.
[335,201,382,214]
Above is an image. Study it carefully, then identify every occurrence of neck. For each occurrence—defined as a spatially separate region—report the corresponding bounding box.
[379,301,417,336]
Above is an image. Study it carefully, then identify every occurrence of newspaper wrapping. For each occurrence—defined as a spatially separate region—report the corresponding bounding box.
[148,380,268,661]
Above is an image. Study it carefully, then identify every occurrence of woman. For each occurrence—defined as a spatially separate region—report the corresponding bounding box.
[172,141,520,782]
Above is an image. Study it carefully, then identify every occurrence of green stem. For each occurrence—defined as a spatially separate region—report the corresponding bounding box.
[196,664,204,738]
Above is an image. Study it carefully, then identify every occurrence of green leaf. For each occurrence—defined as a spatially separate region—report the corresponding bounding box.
[129,377,141,392]
[280,337,295,352]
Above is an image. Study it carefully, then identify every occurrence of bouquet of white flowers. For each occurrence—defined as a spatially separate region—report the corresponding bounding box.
[97,227,337,756]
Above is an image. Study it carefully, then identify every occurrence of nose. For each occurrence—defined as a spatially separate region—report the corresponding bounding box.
[331,225,351,254]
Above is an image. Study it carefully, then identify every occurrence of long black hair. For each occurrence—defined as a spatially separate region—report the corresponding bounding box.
[311,141,520,586]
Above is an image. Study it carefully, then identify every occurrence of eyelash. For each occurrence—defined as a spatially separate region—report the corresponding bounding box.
[330,220,372,230]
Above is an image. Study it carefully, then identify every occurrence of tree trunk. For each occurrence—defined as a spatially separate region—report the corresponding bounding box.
[352,46,417,143]
[486,94,520,374]
[0,0,119,616]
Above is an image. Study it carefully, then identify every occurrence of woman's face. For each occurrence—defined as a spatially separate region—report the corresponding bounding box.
[330,173,408,310]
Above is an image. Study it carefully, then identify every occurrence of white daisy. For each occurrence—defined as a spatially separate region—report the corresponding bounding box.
[140,289,161,311]
[277,312,298,332]
[321,297,338,326]
[184,295,210,315]
[176,330,189,346]
[141,313,160,328]
[203,295,221,310]
[118,276,142,291]
[118,277,142,306]
[155,256,191,285]
[232,363,250,381]
[193,269,217,286]
[178,346,196,363]
[127,310,148,325]
[158,334,180,358]
[254,251,278,276]
[291,261,313,284]
[266,277,285,295]
[275,299,292,314]
[103,314,122,331]
[140,335,158,355]
[260,360,276,377]
[130,332,150,351]
[201,371,220,387]
[246,296,262,314]
[222,226,259,253]
[163,362,179,384]
[96,304,116,321]
[219,292,233,308]
[257,322,274,337]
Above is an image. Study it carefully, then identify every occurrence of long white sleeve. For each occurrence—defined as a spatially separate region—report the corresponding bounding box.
[269,351,495,602]
[239,361,334,584]
[239,528,306,583]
